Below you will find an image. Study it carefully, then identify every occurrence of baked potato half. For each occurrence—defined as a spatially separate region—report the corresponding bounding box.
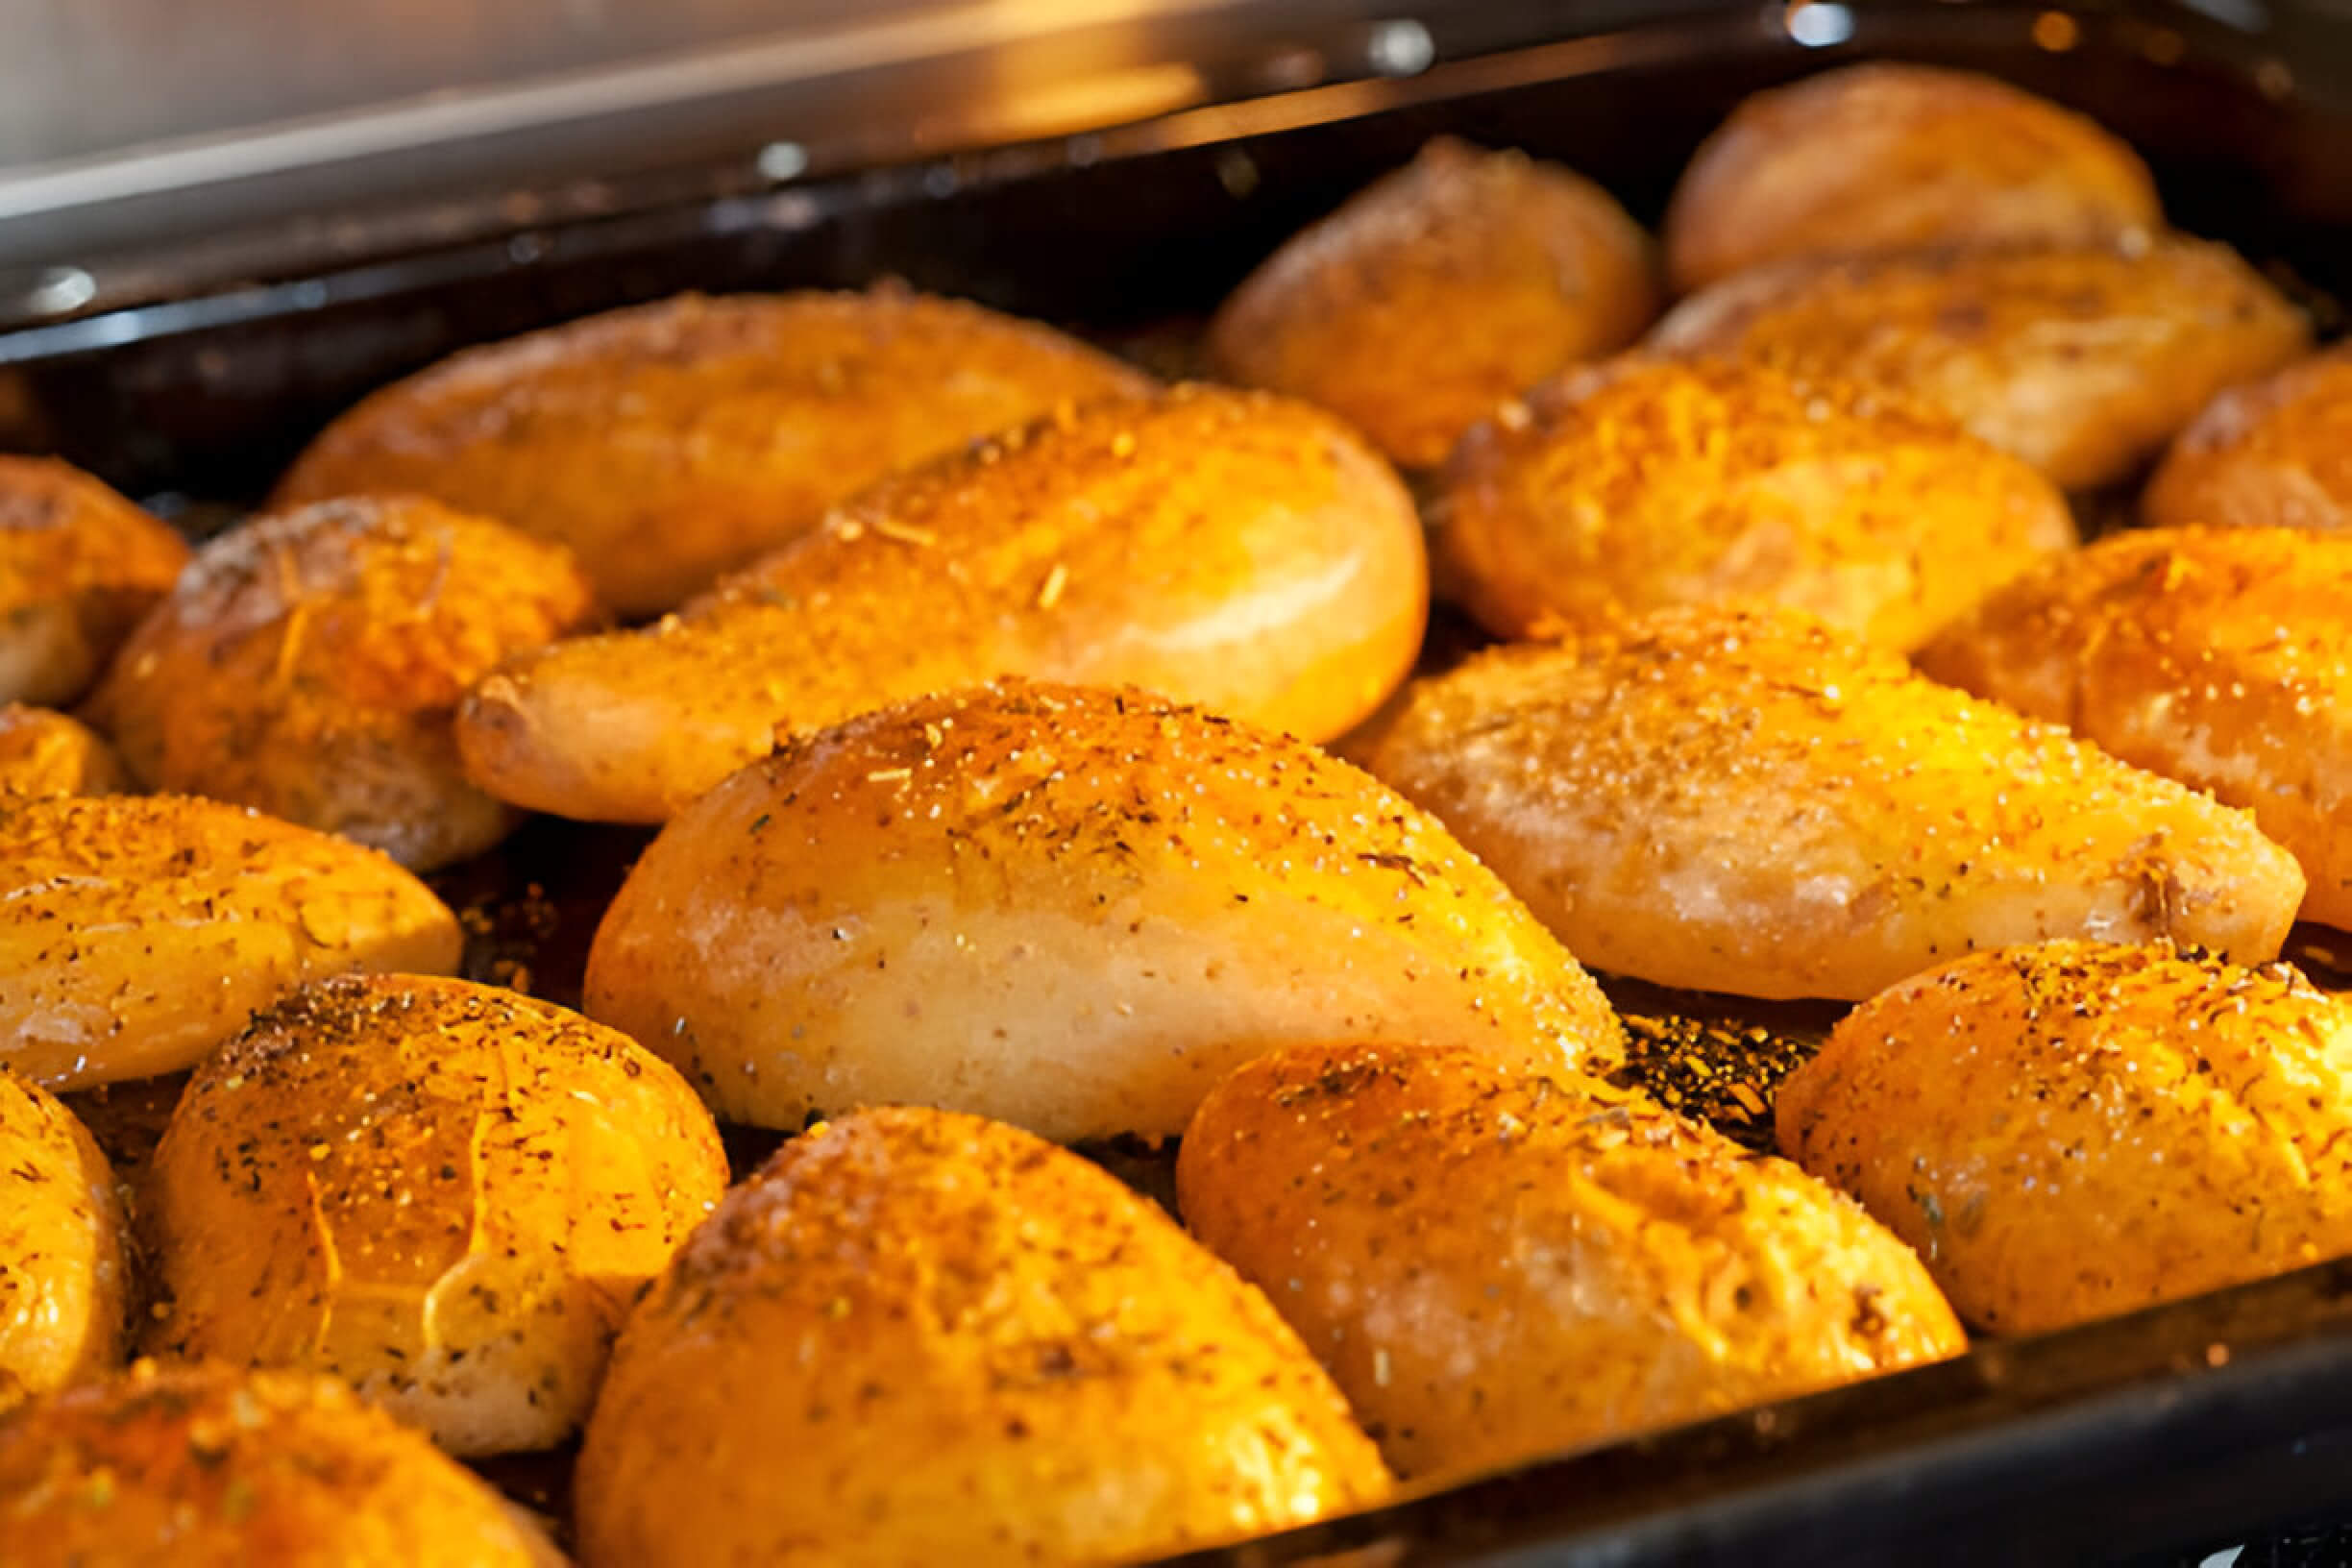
[0,795,461,1090]
[141,973,726,1457]
[2144,342,2352,534]
[458,384,1428,823]
[0,1072,126,1412]
[585,679,1622,1140]
[274,287,1155,615]
[0,704,127,796]
[1916,525,2352,930]
[1348,608,2304,1000]
[85,497,600,870]
[1664,62,2161,294]
[0,455,188,708]
[0,1360,560,1568]
[1208,136,1660,469]
[1779,940,2352,1334]
[1180,1042,1963,1481]
[576,1105,1390,1568]
[1649,237,2309,491]
[1436,356,2074,647]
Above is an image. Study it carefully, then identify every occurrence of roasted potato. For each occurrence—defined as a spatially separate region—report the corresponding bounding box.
[1180,1043,1962,1480]
[1436,356,2075,648]
[458,385,1428,823]
[2144,341,2352,534]
[1348,608,2304,1001]
[0,795,462,1090]
[576,1105,1390,1568]
[1649,237,2309,490]
[0,455,189,707]
[0,703,127,796]
[1664,62,2162,294]
[1208,137,1660,469]
[1917,525,2352,931]
[1780,940,2352,1334]
[274,287,1156,615]
[84,497,599,870]
[141,974,724,1457]
[0,1360,561,1568]
[586,679,1622,1140]
[0,1072,126,1411]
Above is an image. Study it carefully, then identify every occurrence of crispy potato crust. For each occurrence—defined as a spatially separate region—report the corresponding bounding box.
[1779,941,2352,1333]
[142,974,726,1456]
[585,680,1621,1140]
[1917,525,2352,930]
[0,1360,560,1567]
[274,288,1155,615]
[0,704,128,796]
[0,1073,125,1411]
[1180,1043,1962,1480]
[458,384,1428,823]
[2144,342,2352,534]
[575,1105,1390,1568]
[0,795,462,1090]
[1437,356,2074,647]
[1649,237,2309,490]
[85,497,600,870]
[1209,137,1660,469]
[1664,63,2161,294]
[0,455,189,708]
[1349,608,2304,1000]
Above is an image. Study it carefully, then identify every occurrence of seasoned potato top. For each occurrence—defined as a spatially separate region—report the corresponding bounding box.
[1650,237,2309,490]
[1353,608,2304,999]
[1179,1043,1962,1480]
[2145,343,2352,533]
[0,1360,557,1568]
[0,794,462,1090]
[1436,355,2074,647]
[1665,62,2161,293]
[1209,137,1659,469]
[1779,941,2352,1333]
[576,1105,1388,1568]
[1917,525,2352,928]
[274,288,1156,615]
[0,1071,125,1412]
[0,456,190,708]
[459,384,1427,822]
[0,704,127,797]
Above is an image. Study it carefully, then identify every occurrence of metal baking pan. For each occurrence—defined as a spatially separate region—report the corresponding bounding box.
[17,1,2352,1561]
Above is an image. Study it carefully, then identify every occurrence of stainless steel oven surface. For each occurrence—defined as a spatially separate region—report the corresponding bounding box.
[9,4,2352,1563]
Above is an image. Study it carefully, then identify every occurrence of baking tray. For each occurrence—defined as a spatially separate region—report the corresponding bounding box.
[19,1,2352,1561]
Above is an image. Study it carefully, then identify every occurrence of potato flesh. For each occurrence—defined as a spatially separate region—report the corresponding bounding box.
[0,795,462,1090]
[586,680,1622,1140]
[0,1074,125,1411]
[0,704,128,797]
[2146,344,2352,534]
[0,455,190,709]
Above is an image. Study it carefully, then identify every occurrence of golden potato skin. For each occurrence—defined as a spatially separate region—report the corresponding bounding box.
[1917,526,2352,930]
[142,974,725,1457]
[0,703,128,796]
[586,680,1622,1140]
[1780,941,2352,1334]
[1180,1043,1961,1480]
[0,795,462,1090]
[1436,357,2074,647]
[1664,63,2162,294]
[1649,238,2309,491]
[1350,609,2304,1001]
[275,288,1155,615]
[0,1360,560,1568]
[459,385,1428,824]
[85,497,600,870]
[0,1072,126,1410]
[2144,343,2352,534]
[576,1105,1389,1568]
[0,455,189,707]
[1208,137,1660,469]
